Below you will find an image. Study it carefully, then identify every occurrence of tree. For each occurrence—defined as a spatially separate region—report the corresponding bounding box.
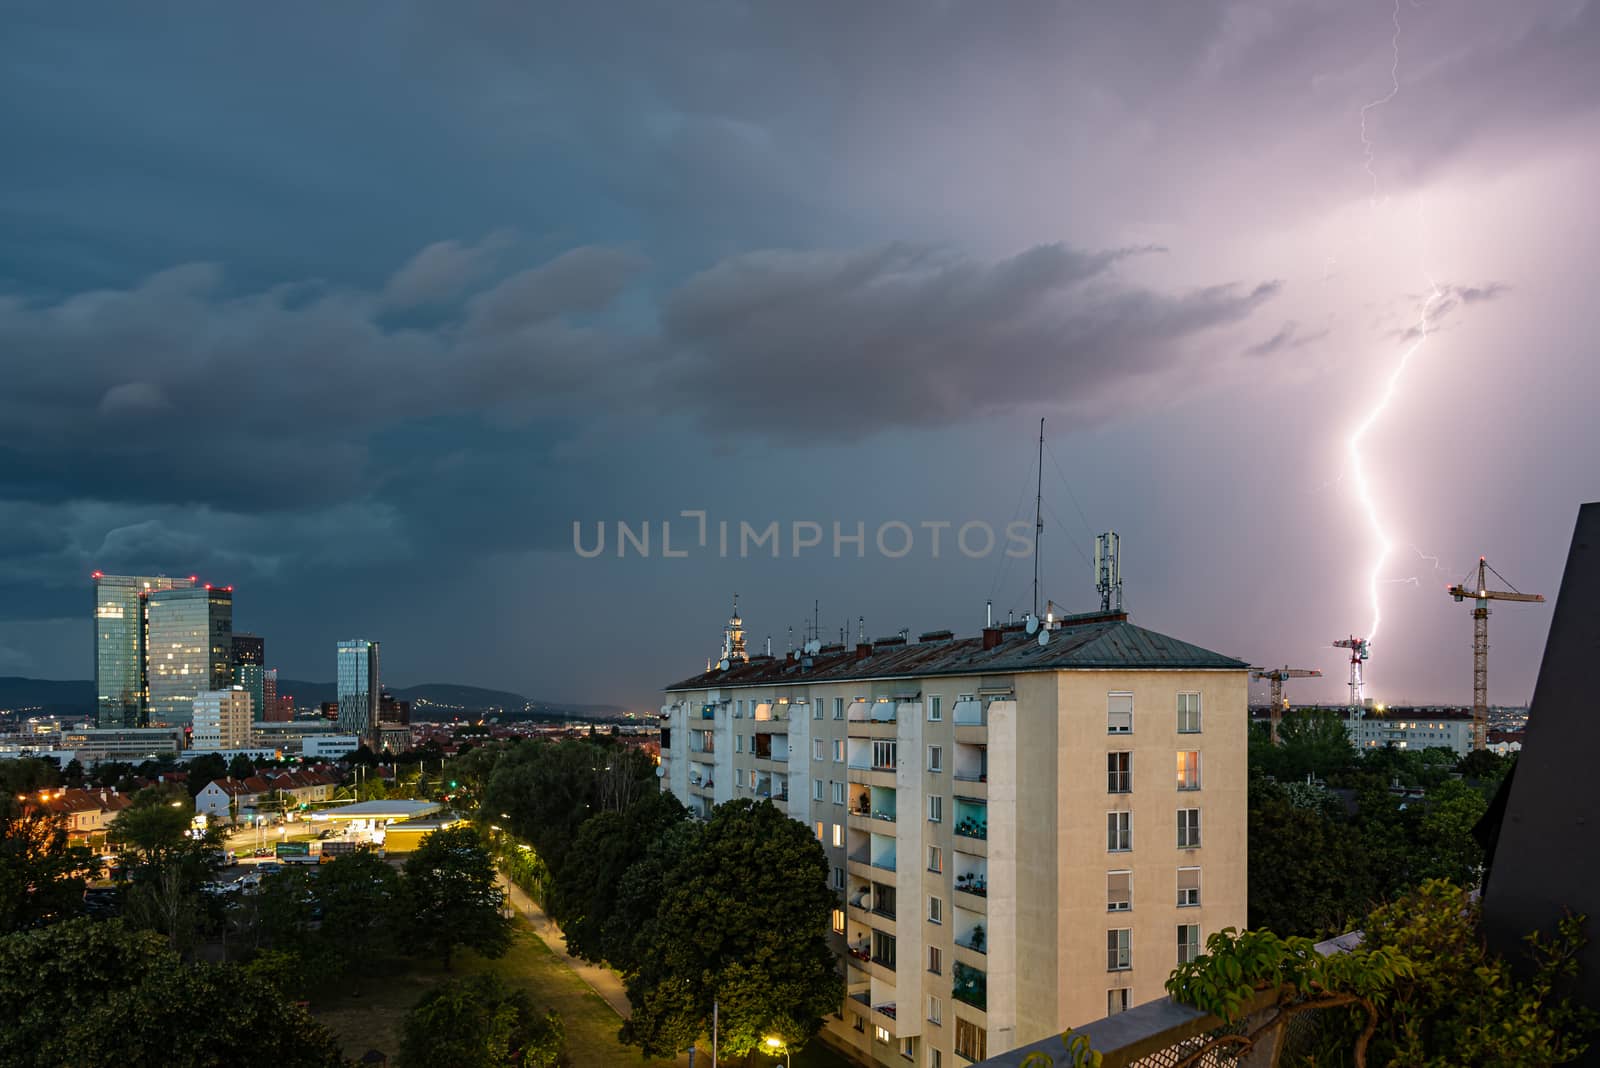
[402,825,512,969]
[550,787,688,963]
[1248,779,1373,937]
[113,786,218,953]
[110,784,196,856]
[0,797,94,933]
[621,799,843,1060]
[318,849,402,986]
[1273,709,1358,782]
[187,753,229,797]
[0,757,60,797]
[1457,748,1513,783]
[227,753,256,780]
[0,917,347,1068]
[60,759,85,788]
[1167,880,1597,1067]
[398,974,564,1068]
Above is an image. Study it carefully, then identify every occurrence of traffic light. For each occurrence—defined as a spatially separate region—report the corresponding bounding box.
[450,780,457,788]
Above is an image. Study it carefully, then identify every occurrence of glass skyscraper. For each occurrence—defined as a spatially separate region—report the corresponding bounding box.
[336,639,380,745]
[146,585,234,728]
[232,633,266,722]
[94,573,196,728]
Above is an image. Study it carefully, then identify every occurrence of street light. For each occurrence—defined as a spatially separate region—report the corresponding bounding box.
[763,1037,790,1068]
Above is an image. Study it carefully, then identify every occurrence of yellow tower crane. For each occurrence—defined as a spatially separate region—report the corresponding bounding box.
[1250,666,1324,745]
[1447,557,1544,751]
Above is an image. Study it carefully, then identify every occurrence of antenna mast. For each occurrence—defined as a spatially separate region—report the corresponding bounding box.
[1033,417,1044,619]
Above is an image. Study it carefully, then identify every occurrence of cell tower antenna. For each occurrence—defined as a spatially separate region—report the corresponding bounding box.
[1033,417,1045,620]
[1095,532,1122,613]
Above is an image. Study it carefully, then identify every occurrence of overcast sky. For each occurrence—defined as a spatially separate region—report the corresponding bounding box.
[3,2,1596,711]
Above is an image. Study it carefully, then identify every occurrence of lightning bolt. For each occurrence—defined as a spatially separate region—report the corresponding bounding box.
[1359,0,1404,208]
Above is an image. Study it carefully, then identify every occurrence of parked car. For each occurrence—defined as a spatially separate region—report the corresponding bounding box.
[252,847,272,857]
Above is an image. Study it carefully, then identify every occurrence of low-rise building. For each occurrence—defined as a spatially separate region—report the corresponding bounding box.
[195,767,341,820]
[28,787,133,847]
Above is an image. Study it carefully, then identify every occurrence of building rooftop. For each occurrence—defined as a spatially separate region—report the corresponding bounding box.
[314,799,441,821]
[665,612,1247,692]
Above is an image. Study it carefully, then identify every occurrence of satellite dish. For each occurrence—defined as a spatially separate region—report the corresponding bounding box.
[804,639,821,655]
[1037,628,1052,648]
[655,765,665,778]
[1024,614,1038,635]
[719,658,730,671]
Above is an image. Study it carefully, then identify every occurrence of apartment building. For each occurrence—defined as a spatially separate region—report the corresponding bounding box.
[660,606,1248,1068]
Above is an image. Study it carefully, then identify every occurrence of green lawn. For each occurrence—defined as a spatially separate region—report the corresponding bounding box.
[313,920,864,1068]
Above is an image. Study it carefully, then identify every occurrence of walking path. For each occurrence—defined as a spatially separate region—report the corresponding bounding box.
[498,875,698,1067]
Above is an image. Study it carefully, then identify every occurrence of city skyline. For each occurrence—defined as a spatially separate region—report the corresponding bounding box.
[3,3,1597,712]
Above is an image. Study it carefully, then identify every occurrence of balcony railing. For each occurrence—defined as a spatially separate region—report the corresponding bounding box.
[954,873,988,897]
[849,703,898,723]
[955,930,987,955]
[874,1003,897,1020]
[955,818,988,841]
[952,961,987,1010]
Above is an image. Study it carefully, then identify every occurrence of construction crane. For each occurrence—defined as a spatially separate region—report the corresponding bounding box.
[1332,637,1371,713]
[1251,667,1324,745]
[1448,557,1545,752]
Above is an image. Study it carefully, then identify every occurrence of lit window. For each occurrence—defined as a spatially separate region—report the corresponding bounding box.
[875,1025,892,1044]
[835,739,847,763]
[1177,751,1201,791]
[832,908,845,934]
[815,821,824,841]
[833,823,843,848]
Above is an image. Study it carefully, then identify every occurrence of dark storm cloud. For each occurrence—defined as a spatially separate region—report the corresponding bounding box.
[660,243,1278,435]
[1242,321,1332,359]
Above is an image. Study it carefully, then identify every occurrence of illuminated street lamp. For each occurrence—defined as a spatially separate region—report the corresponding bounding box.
[763,1037,790,1067]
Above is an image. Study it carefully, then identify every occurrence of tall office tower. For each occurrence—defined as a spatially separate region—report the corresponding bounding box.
[192,687,254,751]
[231,633,266,721]
[146,585,234,729]
[336,639,380,747]
[93,572,196,727]
[659,607,1249,1067]
[262,668,284,721]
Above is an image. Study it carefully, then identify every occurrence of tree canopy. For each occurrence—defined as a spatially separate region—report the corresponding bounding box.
[0,797,93,934]
[403,824,511,969]
[398,974,564,1068]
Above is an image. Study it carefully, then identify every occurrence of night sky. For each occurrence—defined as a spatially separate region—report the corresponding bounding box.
[3,2,1596,712]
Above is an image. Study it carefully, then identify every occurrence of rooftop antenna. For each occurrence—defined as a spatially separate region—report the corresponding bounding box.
[1094,532,1123,612]
[986,599,993,627]
[787,625,793,653]
[858,616,865,642]
[766,635,772,657]
[1033,417,1045,619]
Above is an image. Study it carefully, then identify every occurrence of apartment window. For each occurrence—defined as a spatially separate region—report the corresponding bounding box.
[1108,988,1131,1016]
[872,740,897,769]
[814,700,824,720]
[901,1037,917,1061]
[955,1018,986,1062]
[928,946,942,974]
[833,823,844,848]
[1179,867,1201,907]
[815,821,824,841]
[1107,870,1132,912]
[813,780,824,801]
[928,695,943,722]
[1107,928,1132,971]
[928,846,943,873]
[872,929,897,969]
[1179,808,1201,849]
[927,993,943,1023]
[928,745,943,773]
[834,739,846,763]
[1178,692,1202,733]
[1107,811,1132,852]
[834,697,845,720]
[928,1049,941,1068]
[833,867,845,890]
[832,908,845,934]
[1108,692,1133,734]
[1107,751,1131,793]
[735,734,744,753]
[814,739,825,761]
[875,1025,892,1045]
[832,781,846,805]
[1177,751,1201,791]
[928,795,943,823]
[929,895,943,924]
[736,699,745,718]
[853,1015,865,1033]
[1179,923,1201,964]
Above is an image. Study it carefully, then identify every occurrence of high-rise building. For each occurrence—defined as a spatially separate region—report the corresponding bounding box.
[92,573,196,727]
[231,633,266,722]
[262,668,284,722]
[336,639,380,747]
[145,585,234,729]
[659,607,1249,1067]
[192,687,254,751]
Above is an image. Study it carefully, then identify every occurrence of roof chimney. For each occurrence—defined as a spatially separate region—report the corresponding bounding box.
[855,641,873,660]
[982,626,1003,650]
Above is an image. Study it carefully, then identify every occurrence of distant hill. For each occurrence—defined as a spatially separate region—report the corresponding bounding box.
[0,677,623,722]
[0,677,93,716]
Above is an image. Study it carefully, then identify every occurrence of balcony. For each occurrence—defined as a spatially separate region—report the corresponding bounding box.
[954,742,987,783]
[954,906,987,955]
[952,961,987,1011]
[954,852,988,905]
[753,733,789,762]
[870,831,896,872]
[754,701,789,723]
[954,797,988,841]
[699,704,717,720]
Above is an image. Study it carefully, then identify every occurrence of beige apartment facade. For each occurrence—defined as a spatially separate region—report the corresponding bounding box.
[661,609,1248,1068]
